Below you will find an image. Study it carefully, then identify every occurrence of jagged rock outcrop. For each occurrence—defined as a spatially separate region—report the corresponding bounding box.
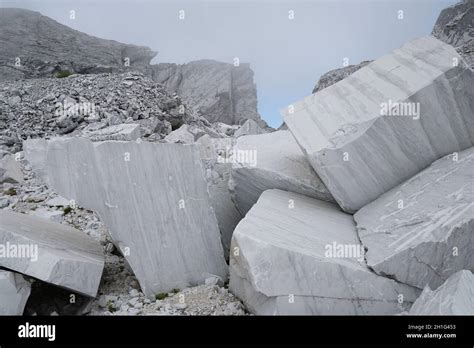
[0,8,156,81]
[0,270,31,315]
[230,130,333,215]
[152,60,267,127]
[312,61,372,93]
[233,119,267,138]
[283,36,474,213]
[409,270,474,315]
[230,189,419,315]
[26,137,228,298]
[0,71,208,152]
[432,0,473,69]
[355,148,474,290]
[0,210,104,297]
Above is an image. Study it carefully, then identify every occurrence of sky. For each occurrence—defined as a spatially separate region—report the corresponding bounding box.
[1,0,458,127]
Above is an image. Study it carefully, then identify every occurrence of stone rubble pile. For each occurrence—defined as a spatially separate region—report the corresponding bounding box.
[0,1,473,316]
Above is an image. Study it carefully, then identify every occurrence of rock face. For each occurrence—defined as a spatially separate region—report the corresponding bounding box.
[0,8,156,81]
[30,137,228,298]
[230,130,334,215]
[355,148,474,290]
[81,123,141,142]
[0,154,24,184]
[283,36,474,213]
[432,0,473,69]
[0,210,104,297]
[152,60,266,127]
[233,119,267,138]
[312,61,372,93]
[409,270,474,315]
[0,270,31,315]
[0,71,202,152]
[230,189,419,315]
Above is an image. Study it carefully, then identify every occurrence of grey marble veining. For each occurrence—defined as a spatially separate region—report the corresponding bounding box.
[283,36,474,213]
[229,189,419,315]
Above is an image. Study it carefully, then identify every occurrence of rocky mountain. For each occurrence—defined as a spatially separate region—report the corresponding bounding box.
[0,71,218,153]
[432,0,473,68]
[0,8,266,127]
[153,60,267,127]
[312,60,372,93]
[0,8,156,81]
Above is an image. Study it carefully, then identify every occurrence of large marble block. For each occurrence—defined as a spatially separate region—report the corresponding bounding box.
[0,210,104,297]
[32,137,228,298]
[283,36,474,212]
[229,189,419,315]
[230,130,333,215]
[355,147,474,290]
[409,270,474,315]
[0,270,31,315]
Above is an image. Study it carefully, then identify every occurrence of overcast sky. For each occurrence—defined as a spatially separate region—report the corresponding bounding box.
[1,0,457,127]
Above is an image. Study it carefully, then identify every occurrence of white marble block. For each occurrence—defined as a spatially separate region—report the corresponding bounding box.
[283,36,474,212]
[231,130,333,215]
[229,189,419,315]
[409,270,474,315]
[32,137,228,298]
[355,147,474,290]
[0,270,31,315]
[0,210,104,297]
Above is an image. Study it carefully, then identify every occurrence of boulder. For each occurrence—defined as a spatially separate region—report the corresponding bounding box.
[164,124,196,144]
[355,147,474,289]
[409,270,474,315]
[230,130,333,215]
[229,189,419,315]
[234,119,267,138]
[0,154,23,184]
[0,270,31,315]
[283,36,474,213]
[28,137,228,298]
[0,210,104,297]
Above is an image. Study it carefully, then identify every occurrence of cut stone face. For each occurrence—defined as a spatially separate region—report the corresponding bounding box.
[409,270,474,315]
[30,137,228,298]
[355,147,474,290]
[0,270,31,315]
[230,130,334,215]
[0,210,104,297]
[283,36,474,213]
[229,189,419,315]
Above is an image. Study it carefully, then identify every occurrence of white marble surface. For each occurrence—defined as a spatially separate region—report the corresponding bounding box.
[283,36,474,212]
[355,147,474,290]
[231,130,334,215]
[0,210,104,297]
[229,189,419,315]
[409,270,474,315]
[0,270,31,315]
[34,137,228,298]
